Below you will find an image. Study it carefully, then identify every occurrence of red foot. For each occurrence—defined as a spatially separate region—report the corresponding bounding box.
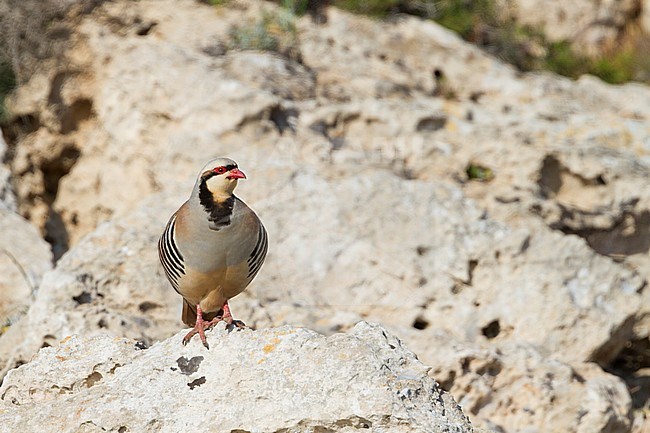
[182,302,246,349]
[182,305,213,348]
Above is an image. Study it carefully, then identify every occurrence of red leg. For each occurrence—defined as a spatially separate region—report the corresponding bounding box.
[182,302,246,348]
[182,304,212,349]
[202,301,246,328]
[221,301,246,328]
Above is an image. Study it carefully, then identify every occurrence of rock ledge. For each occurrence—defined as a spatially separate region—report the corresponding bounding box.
[0,321,472,433]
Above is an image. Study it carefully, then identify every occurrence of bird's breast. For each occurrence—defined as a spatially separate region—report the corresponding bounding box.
[179,204,258,274]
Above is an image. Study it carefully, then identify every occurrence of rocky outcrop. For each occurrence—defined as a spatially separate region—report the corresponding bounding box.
[0,130,52,327]
[408,329,633,433]
[246,168,645,367]
[0,133,15,211]
[0,208,52,326]
[0,1,648,432]
[0,322,472,433]
[0,167,643,431]
[0,194,182,380]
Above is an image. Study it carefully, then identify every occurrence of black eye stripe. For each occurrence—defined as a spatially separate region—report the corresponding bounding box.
[215,165,236,173]
[200,164,238,179]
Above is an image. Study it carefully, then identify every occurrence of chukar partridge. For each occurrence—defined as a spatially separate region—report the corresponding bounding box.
[158,158,267,348]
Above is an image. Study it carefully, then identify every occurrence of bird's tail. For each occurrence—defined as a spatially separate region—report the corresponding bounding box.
[182,299,197,327]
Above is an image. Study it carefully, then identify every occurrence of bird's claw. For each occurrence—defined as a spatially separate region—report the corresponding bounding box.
[212,316,247,330]
[229,319,247,329]
[182,319,214,349]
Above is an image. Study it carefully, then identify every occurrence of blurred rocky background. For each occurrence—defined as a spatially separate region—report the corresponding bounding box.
[0,0,648,431]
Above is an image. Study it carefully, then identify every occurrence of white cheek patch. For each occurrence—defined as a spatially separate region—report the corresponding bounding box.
[206,175,226,193]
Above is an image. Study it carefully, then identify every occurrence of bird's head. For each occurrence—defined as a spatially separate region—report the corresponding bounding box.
[197,157,246,200]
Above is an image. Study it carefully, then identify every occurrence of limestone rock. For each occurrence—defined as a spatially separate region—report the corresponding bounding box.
[0,163,643,412]
[0,322,473,433]
[0,130,52,335]
[405,328,633,433]
[0,334,139,406]
[1,1,649,431]
[506,0,642,56]
[0,209,52,325]
[246,169,644,367]
[0,132,15,211]
[643,0,650,35]
[7,1,650,272]
[0,194,182,380]
[221,51,316,101]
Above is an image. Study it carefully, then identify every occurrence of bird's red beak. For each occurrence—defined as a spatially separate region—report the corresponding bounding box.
[226,168,246,180]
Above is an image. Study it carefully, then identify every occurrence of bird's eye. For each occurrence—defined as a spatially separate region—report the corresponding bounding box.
[214,166,227,174]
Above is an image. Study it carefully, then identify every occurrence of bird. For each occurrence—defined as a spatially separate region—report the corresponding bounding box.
[158,157,268,348]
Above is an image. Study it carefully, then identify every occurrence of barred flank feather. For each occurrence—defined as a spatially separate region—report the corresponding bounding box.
[158,213,185,294]
[247,223,268,280]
